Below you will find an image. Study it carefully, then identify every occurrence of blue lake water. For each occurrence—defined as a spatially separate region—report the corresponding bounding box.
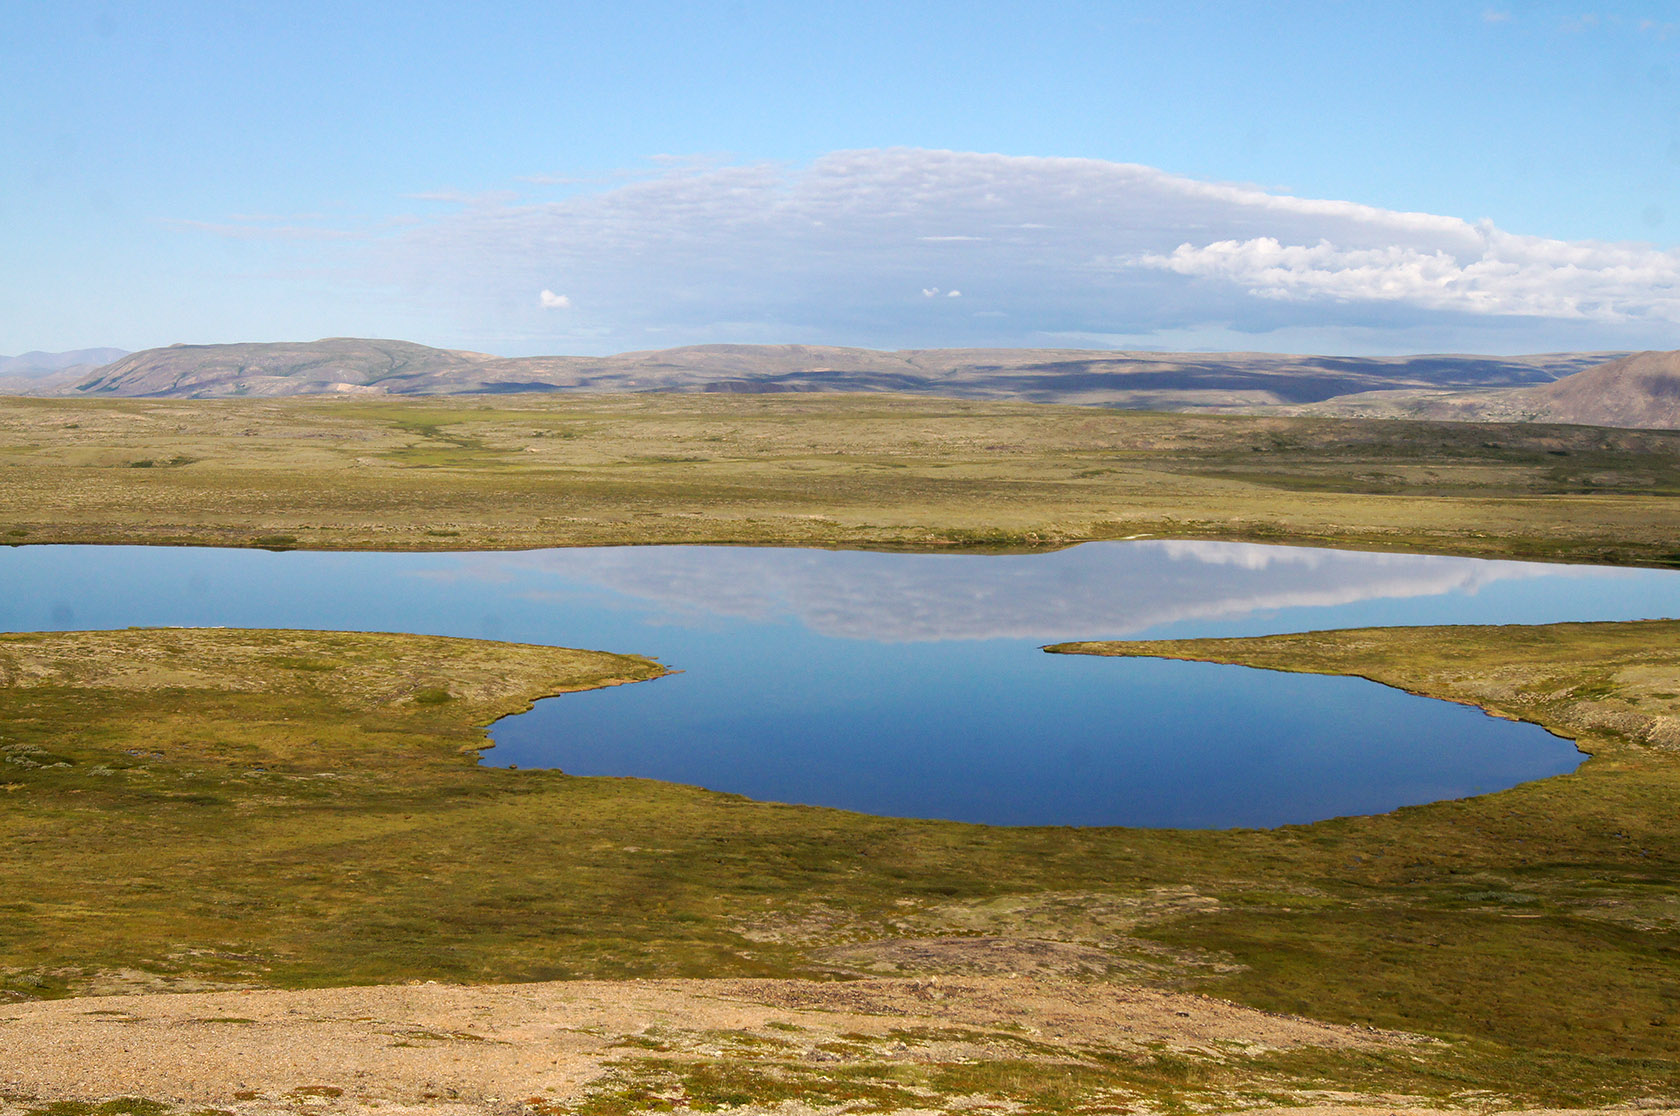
[5,541,1679,828]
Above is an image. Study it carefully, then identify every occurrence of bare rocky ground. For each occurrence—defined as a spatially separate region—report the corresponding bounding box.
[0,976,1433,1116]
[2,978,1671,1116]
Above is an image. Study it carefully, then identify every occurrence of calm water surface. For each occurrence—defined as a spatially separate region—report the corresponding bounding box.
[6,541,1679,827]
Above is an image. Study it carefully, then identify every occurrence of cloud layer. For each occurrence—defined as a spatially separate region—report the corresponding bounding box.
[384,148,1680,352]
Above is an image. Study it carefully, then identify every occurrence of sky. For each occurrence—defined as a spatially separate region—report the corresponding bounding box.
[5,0,1680,357]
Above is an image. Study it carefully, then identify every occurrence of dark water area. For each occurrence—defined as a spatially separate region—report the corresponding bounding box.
[6,541,1679,827]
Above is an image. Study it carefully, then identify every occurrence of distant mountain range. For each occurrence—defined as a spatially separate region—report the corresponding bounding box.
[0,347,130,394]
[4,337,1677,429]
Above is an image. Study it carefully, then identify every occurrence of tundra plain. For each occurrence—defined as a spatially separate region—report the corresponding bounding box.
[2,619,1680,1113]
[5,393,1680,1113]
[3,393,1680,565]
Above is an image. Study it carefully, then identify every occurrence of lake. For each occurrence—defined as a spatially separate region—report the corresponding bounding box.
[5,541,1679,827]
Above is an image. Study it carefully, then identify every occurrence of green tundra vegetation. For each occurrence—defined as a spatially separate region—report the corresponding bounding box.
[2,392,1680,564]
[3,622,1680,1107]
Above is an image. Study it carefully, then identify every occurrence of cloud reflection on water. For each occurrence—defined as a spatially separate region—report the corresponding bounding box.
[419,541,1589,643]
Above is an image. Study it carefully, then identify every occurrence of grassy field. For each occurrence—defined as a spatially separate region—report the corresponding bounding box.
[4,392,1680,564]
[4,623,1680,1108]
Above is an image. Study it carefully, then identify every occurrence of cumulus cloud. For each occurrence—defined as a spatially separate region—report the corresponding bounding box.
[1128,229,1680,321]
[384,148,1680,352]
[538,289,571,309]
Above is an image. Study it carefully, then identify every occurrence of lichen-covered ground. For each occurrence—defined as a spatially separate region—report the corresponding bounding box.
[4,624,1680,1110]
[4,392,1680,564]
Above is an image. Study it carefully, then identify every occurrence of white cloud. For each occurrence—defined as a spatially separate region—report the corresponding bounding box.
[1128,230,1680,321]
[538,289,572,309]
[946,289,962,298]
[384,148,1680,352]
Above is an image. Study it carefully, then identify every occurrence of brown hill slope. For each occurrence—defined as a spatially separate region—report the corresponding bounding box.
[74,338,501,397]
[1521,348,1680,427]
[1281,348,1680,430]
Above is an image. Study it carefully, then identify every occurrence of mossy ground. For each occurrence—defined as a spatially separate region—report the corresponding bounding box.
[4,392,1680,564]
[4,624,1680,1107]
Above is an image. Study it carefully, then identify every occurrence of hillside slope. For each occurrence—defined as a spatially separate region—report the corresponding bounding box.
[0,347,130,395]
[0,347,128,376]
[1523,349,1680,427]
[30,337,1622,410]
[74,338,500,397]
[1284,349,1680,430]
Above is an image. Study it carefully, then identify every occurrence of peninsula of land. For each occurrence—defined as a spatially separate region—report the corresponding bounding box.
[3,622,1680,1112]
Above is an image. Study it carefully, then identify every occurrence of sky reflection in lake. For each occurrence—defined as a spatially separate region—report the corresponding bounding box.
[5,541,1678,827]
[434,541,1632,643]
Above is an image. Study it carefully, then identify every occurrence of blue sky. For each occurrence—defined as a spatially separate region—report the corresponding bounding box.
[5,1,1679,356]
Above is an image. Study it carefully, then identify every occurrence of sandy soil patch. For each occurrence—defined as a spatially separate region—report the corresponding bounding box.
[0,975,1398,1114]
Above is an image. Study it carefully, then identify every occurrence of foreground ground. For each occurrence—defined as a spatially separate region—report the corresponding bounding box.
[0,976,1404,1116]
[3,624,1680,1111]
[3,393,1680,565]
